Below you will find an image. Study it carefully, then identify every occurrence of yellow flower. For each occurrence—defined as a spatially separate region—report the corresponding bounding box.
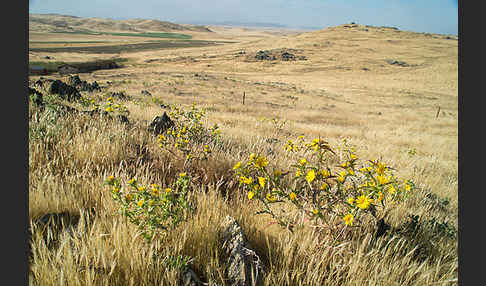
[107,175,115,182]
[125,194,132,202]
[312,209,319,215]
[243,177,253,185]
[254,156,269,169]
[248,191,255,200]
[388,185,397,194]
[404,181,412,191]
[249,153,256,162]
[320,182,329,190]
[137,186,146,192]
[320,169,330,177]
[377,175,389,185]
[299,158,307,166]
[128,178,137,185]
[149,199,155,206]
[377,191,384,202]
[337,171,346,183]
[376,162,387,175]
[343,214,354,226]
[138,199,144,207]
[289,192,297,201]
[152,188,159,196]
[165,188,172,193]
[179,172,187,178]
[112,186,120,193]
[306,170,316,183]
[356,195,372,210]
[233,161,242,170]
[347,197,355,205]
[266,193,276,202]
[258,177,266,188]
[295,170,302,177]
[350,154,358,160]
[347,168,355,176]
[105,106,113,112]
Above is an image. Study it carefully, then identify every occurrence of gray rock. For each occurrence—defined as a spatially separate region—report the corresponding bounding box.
[48,80,81,101]
[141,90,152,96]
[220,216,263,286]
[148,112,175,135]
[182,268,204,286]
[29,87,44,107]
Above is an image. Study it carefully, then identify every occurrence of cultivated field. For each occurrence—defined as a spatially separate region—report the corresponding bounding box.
[29,15,458,285]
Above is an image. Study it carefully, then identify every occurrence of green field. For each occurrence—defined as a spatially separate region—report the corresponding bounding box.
[52,30,192,39]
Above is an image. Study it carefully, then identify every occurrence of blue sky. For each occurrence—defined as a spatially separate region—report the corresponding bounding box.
[29,0,458,35]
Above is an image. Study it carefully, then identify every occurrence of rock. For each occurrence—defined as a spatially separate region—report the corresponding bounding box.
[67,75,101,92]
[110,91,128,100]
[141,90,152,97]
[34,79,44,87]
[182,268,205,286]
[29,87,44,107]
[48,80,81,101]
[281,51,296,61]
[255,50,275,61]
[220,216,263,286]
[117,114,130,124]
[148,112,175,135]
[386,59,409,67]
[67,75,83,86]
[375,218,391,238]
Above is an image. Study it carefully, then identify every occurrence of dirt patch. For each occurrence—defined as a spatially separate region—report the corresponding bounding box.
[58,60,120,75]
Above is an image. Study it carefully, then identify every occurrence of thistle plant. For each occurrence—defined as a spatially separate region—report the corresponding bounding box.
[106,172,192,242]
[233,136,415,241]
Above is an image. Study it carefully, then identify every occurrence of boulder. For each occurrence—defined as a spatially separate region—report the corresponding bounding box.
[148,112,175,135]
[48,80,81,101]
[141,90,152,96]
[29,87,44,107]
[110,91,128,100]
[220,216,263,286]
[255,50,275,61]
[68,75,101,92]
[281,51,296,61]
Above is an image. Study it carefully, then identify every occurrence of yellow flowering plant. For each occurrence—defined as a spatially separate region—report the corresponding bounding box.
[234,136,416,239]
[157,103,221,164]
[106,172,193,242]
[102,95,129,116]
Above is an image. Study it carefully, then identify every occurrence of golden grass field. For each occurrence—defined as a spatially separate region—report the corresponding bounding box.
[29,14,458,285]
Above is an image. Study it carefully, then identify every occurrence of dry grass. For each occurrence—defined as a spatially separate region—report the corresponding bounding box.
[29,19,457,285]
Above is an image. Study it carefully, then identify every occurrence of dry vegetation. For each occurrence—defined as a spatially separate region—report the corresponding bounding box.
[29,15,458,285]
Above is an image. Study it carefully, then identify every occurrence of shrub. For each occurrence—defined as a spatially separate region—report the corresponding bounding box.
[233,136,416,242]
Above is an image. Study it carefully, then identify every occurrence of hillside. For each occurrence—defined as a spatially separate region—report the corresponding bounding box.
[29,13,213,33]
[28,20,458,285]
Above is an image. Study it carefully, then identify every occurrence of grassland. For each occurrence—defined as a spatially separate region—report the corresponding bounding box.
[28,17,458,286]
[51,30,193,39]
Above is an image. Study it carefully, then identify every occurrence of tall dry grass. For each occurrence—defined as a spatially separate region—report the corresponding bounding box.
[29,84,457,285]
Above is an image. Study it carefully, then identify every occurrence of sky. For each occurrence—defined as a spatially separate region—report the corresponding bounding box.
[29,0,458,35]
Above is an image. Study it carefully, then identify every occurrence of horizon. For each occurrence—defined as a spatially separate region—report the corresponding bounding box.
[29,0,458,36]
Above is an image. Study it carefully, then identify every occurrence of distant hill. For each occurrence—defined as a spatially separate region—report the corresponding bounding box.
[29,13,213,33]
